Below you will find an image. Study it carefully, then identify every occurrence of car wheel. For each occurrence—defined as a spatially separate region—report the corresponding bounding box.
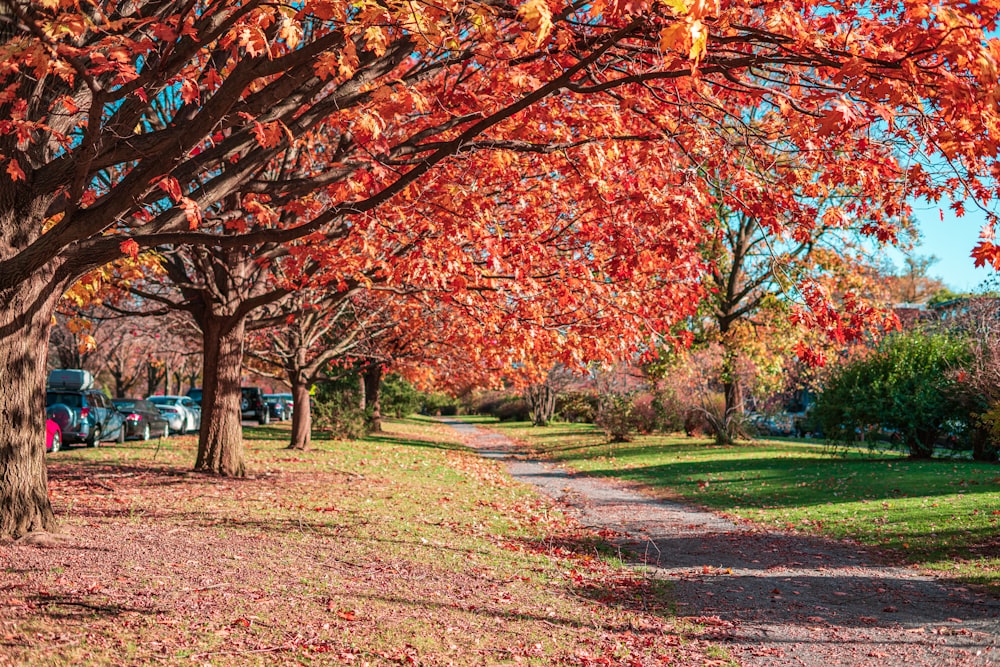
[87,426,101,448]
[50,430,61,453]
[142,424,151,441]
[47,403,73,433]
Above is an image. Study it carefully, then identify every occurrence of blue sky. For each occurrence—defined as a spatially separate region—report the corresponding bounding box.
[906,203,996,293]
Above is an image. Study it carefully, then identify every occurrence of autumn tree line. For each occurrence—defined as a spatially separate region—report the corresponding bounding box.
[3,0,1000,539]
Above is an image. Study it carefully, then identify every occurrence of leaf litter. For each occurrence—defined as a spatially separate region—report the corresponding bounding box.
[0,420,723,666]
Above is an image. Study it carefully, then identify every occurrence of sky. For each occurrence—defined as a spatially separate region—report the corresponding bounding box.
[898,202,996,293]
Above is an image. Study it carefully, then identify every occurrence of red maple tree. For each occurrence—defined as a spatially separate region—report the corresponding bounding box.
[1,0,999,538]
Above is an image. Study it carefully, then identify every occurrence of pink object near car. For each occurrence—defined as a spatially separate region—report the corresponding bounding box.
[46,418,62,453]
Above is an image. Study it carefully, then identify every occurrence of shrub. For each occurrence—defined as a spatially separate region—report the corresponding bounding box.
[596,393,639,443]
[813,331,971,458]
[651,387,687,433]
[312,391,369,440]
[555,391,599,423]
[381,374,421,418]
[420,392,461,416]
[494,398,531,422]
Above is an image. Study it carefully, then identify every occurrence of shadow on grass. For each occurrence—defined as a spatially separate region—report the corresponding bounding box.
[241,424,295,441]
[363,433,467,452]
[26,593,163,620]
[340,590,678,637]
[243,422,468,453]
[582,455,1000,509]
[48,461,194,483]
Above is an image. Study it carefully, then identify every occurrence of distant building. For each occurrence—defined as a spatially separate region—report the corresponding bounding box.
[892,302,934,329]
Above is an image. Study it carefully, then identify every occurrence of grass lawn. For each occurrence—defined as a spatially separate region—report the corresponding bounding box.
[477,418,1000,592]
[0,417,724,666]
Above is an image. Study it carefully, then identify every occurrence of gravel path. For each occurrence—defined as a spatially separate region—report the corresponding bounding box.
[444,419,1000,667]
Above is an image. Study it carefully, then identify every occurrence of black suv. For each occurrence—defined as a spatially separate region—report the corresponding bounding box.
[241,387,270,425]
[46,370,126,446]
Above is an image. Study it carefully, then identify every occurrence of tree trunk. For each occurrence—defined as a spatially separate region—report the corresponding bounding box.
[0,279,61,538]
[718,341,743,446]
[195,316,247,476]
[363,366,383,433]
[146,361,165,397]
[111,370,125,398]
[527,383,556,426]
[288,377,313,450]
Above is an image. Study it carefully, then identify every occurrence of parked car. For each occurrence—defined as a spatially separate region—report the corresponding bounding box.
[46,419,62,453]
[185,387,203,406]
[45,369,126,446]
[112,398,171,441]
[147,395,201,434]
[271,393,294,415]
[241,387,269,425]
[264,394,292,421]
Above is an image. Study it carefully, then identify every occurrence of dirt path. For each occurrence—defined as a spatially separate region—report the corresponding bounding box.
[444,419,1000,666]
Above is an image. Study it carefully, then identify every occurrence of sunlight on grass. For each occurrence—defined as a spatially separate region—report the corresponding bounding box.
[478,418,1000,592]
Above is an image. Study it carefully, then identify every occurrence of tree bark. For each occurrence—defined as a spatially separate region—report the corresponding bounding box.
[146,361,165,397]
[288,377,313,450]
[0,278,61,538]
[195,315,247,476]
[716,336,743,446]
[526,383,556,426]
[363,366,383,433]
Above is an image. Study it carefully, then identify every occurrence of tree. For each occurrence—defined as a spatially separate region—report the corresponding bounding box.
[2,0,999,540]
[246,290,388,450]
[689,111,908,443]
[524,366,578,426]
[882,254,949,305]
[133,243,296,474]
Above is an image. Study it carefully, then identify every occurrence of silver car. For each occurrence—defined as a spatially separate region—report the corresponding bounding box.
[147,395,202,434]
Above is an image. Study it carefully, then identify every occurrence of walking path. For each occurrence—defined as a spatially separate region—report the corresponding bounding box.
[443,419,1000,666]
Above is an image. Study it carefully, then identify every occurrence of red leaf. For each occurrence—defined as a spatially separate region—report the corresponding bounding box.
[119,238,140,259]
[157,176,182,201]
[180,78,199,104]
[180,197,202,229]
[6,159,25,181]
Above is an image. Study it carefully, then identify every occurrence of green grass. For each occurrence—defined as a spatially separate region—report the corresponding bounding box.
[8,418,725,666]
[478,419,1000,591]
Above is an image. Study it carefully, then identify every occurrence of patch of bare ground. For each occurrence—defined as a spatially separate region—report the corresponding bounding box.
[0,421,725,666]
[445,419,1000,667]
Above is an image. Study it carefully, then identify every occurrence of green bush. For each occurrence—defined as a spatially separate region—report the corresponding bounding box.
[494,398,531,421]
[650,387,687,433]
[420,391,460,416]
[813,331,971,458]
[555,391,599,423]
[312,390,369,440]
[381,374,421,418]
[596,393,639,443]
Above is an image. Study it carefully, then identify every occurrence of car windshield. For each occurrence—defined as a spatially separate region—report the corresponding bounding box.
[113,400,136,410]
[46,392,82,408]
[148,397,179,406]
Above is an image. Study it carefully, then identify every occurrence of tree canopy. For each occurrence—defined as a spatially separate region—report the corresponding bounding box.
[2,0,1000,537]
